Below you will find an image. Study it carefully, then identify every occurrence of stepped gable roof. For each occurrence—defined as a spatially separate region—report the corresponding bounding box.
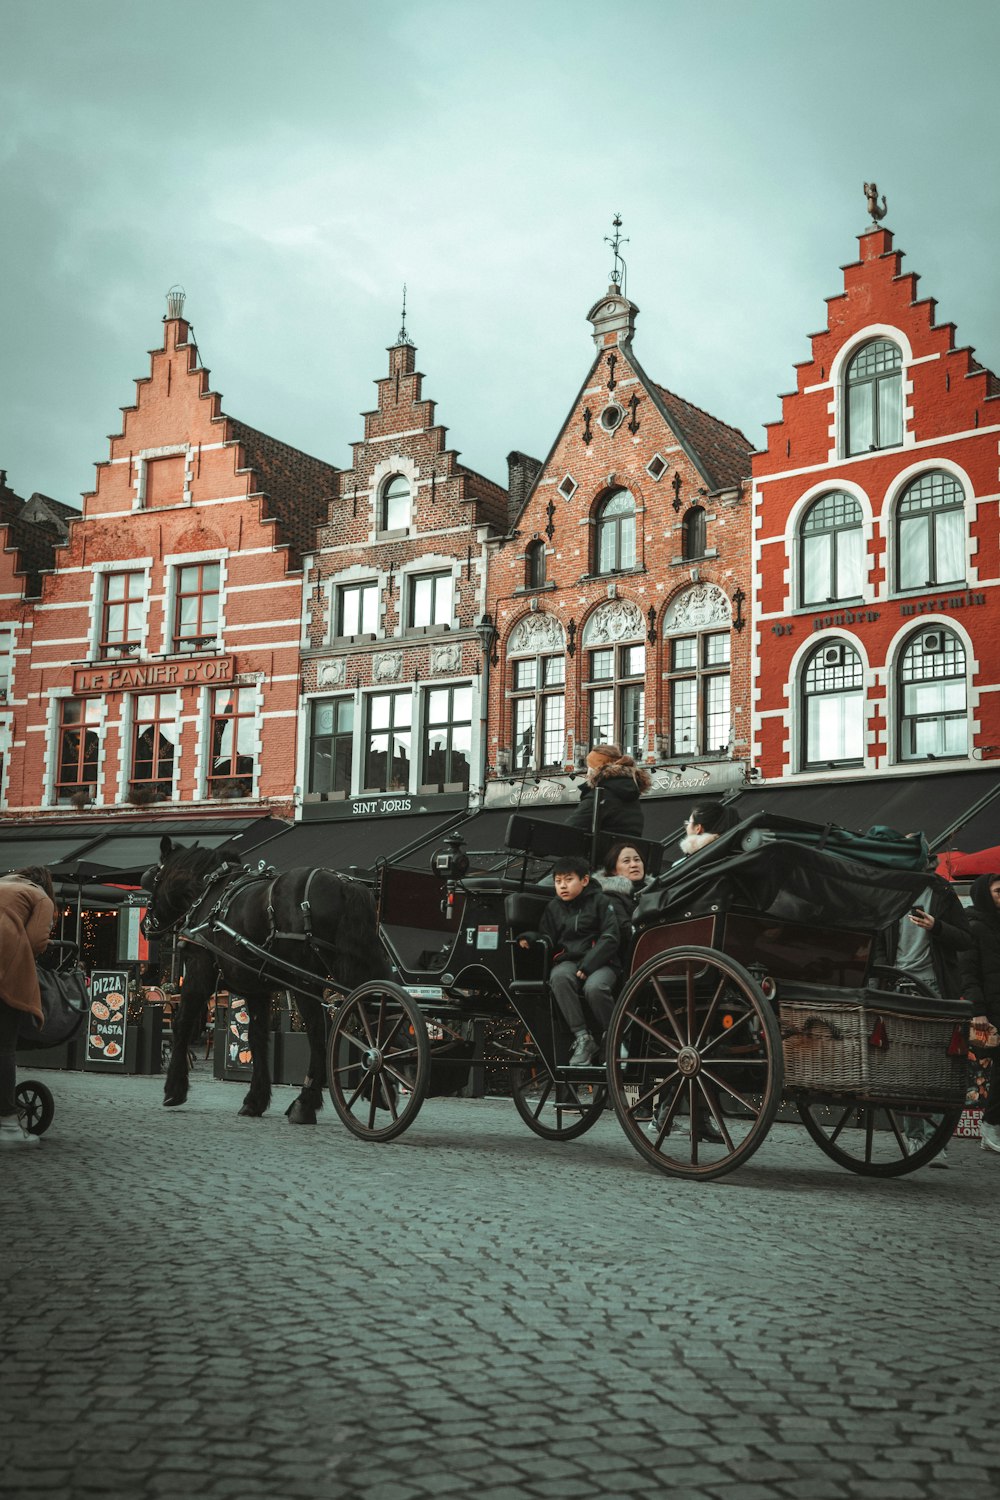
[225,419,337,568]
[654,385,753,492]
[0,473,69,597]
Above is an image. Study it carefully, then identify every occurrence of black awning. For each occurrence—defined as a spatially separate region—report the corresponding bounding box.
[728,769,1000,853]
[0,814,284,881]
[250,809,468,875]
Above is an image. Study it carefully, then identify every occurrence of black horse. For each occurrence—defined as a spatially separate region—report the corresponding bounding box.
[141,838,385,1120]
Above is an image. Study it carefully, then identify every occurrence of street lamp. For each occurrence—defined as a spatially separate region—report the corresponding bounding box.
[475,614,499,801]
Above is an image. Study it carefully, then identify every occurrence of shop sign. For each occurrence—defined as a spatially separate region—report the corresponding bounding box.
[899,591,986,617]
[302,791,469,822]
[73,656,234,695]
[86,969,129,1064]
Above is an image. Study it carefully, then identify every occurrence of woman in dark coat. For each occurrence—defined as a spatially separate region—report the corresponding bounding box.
[961,872,1000,1154]
[0,865,55,1150]
[567,745,652,840]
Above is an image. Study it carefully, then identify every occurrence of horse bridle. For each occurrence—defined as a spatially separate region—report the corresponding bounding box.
[141,859,233,940]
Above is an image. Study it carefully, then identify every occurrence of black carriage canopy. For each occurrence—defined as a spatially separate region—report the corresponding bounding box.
[636,812,942,932]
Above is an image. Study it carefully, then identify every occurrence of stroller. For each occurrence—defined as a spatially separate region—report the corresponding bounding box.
[15,941,89,1136]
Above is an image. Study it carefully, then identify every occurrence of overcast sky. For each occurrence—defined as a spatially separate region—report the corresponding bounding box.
[3,0,999,508]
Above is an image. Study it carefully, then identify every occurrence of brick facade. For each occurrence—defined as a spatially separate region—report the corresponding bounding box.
[300,337,508,819]
[4,306,337,820]
[483,284,753,812]
[752,224,1000,785]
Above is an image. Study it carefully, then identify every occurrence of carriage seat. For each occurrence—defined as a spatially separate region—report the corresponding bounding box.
[504,890,553,996]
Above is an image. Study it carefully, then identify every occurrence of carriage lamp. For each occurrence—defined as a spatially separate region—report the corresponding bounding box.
[431,832,470,883]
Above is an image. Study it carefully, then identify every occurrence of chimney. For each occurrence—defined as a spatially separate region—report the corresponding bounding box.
[506,451,543,528]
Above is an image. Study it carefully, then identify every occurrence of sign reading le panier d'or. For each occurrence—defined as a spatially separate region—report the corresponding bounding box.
[86,969,130,1065]
[73,656,234,695]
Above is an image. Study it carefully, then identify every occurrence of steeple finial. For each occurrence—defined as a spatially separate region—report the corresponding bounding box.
[397,283,413,346]
[605,214,629,297]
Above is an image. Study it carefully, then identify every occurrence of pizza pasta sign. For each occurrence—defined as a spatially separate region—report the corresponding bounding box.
[86,970,129,1065]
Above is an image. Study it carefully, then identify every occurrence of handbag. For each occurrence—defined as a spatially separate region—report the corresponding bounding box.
[17,963,91,1051]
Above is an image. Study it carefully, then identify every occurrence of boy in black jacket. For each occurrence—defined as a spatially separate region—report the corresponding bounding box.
[519,856,620,1066]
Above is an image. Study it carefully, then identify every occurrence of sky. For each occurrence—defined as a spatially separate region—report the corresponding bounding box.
[3,0,999,508]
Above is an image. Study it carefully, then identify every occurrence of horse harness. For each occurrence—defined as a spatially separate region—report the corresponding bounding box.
[178,862,357,1001]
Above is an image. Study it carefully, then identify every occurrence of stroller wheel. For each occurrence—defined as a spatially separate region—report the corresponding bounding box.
[16,1079,54,1136]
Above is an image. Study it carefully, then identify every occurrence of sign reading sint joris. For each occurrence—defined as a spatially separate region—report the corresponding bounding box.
[73,657,234,694]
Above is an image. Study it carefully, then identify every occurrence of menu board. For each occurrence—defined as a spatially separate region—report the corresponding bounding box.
[86,969,129,1065]
[227,999,253,1071]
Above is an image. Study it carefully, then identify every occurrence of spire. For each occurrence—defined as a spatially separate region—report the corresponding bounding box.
[396,283,414,347]
[587,216,638,347]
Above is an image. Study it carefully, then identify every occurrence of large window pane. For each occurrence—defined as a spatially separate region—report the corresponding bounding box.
[704,675,730,753]
[877,373,903,447]
[836,527,864,598]
[935,509,965,584]
[848,384,873,454]
[802,533,831,605]
[899,515,929,590]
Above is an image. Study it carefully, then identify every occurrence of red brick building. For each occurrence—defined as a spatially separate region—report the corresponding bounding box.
[4,294,336,825]
[299,332,509,838]
[751,220,1000,837]
[483,280,754,823]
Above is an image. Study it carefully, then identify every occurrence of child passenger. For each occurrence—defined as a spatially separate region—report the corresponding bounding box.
[519,856,620,1067]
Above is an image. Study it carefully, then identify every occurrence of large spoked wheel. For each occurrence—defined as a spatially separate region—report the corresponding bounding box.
[606,946,783,1180]
[15,1079,54,1136]
[798,1100,961,1176]
[510,1057,608,1141]
[327,982,430,1142]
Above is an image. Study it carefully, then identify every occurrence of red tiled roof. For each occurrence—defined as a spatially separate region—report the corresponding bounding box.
[225,420,338,569]
[654,386,753,492]
[0,475,70,596]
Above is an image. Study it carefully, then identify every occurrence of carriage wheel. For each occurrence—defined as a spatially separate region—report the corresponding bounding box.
[15,1079,54,1137]
[510,1056,608,1141]
[327,981,430,1142]
[797,1100,961,1177]
[606,946,782,1181]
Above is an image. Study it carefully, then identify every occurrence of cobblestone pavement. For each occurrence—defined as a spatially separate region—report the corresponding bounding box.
[4,1068,998,1500]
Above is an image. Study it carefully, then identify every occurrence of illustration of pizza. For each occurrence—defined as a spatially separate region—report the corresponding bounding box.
[90,1034,105,1049]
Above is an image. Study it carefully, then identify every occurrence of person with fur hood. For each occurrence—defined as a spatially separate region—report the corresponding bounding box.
[567,744,652,840]
[961,872,1000,1155]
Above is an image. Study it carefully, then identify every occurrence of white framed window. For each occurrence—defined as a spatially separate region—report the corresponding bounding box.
[898,628,967,762]
[801,642,865,768]
[336,581,379,638]
[800,493,864,606]
[380,474,411,533]
[896,471,966,592]
[845,339,902,455]
[407,572,452,629]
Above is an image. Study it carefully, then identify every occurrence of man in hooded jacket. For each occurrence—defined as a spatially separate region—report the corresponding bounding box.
[961,872,1000,1154]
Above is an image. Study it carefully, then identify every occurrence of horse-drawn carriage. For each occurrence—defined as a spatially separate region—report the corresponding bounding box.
[144,810,971,1180]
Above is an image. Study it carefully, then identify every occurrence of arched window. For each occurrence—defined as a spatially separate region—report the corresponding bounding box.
[508,615,566,771]
[595,489,636,575]
[846,339,902,455]
[682,506,706,561]
[800,492,864,606]
[581,602,646,760]
[897,471,965,591]
[525,539,546,590]
[380,474,410,532]
[662,584,732,760]
[801,641,865,769]
[898,628,967,762]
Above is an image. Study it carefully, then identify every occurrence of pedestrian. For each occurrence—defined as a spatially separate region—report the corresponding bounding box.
[0,865,56,1150]
[518,855,621,1067]
[960,872,1000,1155]
[567,745,652,842]
[874,844,973,1165]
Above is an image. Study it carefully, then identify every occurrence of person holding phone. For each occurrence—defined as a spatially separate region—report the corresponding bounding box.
[874,846,973,1163]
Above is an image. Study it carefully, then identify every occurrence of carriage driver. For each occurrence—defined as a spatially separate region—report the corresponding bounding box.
[518,856,621,1067]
